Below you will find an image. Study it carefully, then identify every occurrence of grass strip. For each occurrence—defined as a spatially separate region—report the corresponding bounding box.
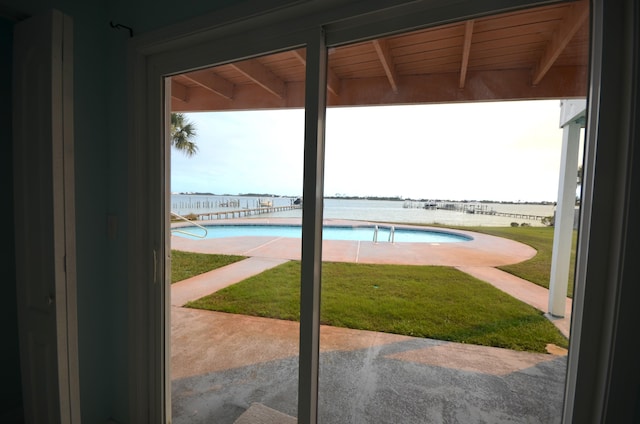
[460,226,577,298]
[170,250,246,284]
[185,261,568,353]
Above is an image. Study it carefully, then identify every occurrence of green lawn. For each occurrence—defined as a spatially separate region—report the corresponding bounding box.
[185,261,568,353]
[170,250,246,284]
[172,224,574,352]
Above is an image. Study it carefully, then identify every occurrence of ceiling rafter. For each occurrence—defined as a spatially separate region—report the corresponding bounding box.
[170,3,588,113]
[230,59,285,99]
[171,79,189,103]
[372,38,399,93]
[459,20,475,89]
[290,49,340,96]
[182,69,234,100]
[290,49,305,65]
[532,0,589,85]
[171,66,588,112]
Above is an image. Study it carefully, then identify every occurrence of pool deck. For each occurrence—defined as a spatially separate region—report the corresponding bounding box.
[170,218,572,424]
[170,217,538,267]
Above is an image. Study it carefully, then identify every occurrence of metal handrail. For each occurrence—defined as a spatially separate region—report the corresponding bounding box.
[373,225,378,243]
[170,211,208,238]
[388,226,395,243]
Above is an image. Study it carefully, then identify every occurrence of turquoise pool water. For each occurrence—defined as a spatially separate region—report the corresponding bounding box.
[172,224,472,243]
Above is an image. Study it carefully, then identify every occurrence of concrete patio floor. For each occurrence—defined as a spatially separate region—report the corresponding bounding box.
[170,218,571,424]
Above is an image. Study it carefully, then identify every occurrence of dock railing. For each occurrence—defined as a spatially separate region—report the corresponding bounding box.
[177,204,302,221]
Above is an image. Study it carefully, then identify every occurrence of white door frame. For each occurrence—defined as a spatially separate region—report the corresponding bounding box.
[127,0,638,422]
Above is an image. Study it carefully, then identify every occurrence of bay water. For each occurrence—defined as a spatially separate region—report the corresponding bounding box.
[172,194,557,227]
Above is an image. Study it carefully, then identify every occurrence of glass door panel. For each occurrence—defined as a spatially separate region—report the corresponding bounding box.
[318,3,588,422]
[168,48,306,424]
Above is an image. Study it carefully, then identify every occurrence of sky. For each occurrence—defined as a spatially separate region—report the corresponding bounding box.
[171,99,578,202]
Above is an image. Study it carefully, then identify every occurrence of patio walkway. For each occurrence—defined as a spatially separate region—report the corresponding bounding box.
[171,256,289,307]
[457,266,571,338]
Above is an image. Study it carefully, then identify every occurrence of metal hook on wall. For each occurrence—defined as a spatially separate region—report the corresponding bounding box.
[109,21,133,38]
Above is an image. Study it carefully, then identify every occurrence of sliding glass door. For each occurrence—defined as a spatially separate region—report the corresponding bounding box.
[130,1,601,423]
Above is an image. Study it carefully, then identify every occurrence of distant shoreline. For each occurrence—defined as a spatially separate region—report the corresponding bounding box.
[172,192,555,206]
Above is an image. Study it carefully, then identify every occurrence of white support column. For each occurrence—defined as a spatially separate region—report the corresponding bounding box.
[548,100,585,317]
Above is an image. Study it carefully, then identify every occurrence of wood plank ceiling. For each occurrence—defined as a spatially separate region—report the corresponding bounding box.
[171,0,589,112]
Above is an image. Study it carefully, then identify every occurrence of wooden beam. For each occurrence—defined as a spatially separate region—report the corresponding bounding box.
[230,59,285,99]
[291,49,306,65]
[172,66,587,112]
[171,81,305,112]
[170,79,189,103]
[459,20,474,89]
[372,38,399,93]
[335,67,587,107]
[182,69,234,100]
[532,0,588,85]
[291,49,340,96]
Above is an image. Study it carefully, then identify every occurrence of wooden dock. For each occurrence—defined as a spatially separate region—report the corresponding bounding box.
[435,202,548,222]
[185,204,302,220]
[469,209,548,221]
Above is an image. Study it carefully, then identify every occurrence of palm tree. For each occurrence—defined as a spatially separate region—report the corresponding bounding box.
[577,165,583,185]
[170,113,198,157]
[576,164,583,205]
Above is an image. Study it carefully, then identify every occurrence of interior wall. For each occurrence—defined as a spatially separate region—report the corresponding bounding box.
[107,0,240,34]
[71,4,117,422]
[0,15,24,424]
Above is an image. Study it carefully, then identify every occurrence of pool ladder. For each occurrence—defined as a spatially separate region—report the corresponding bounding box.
[373,225,395,243]
[170,211,208,238]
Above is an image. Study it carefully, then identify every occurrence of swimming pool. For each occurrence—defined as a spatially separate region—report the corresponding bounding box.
[172,224,472,243]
